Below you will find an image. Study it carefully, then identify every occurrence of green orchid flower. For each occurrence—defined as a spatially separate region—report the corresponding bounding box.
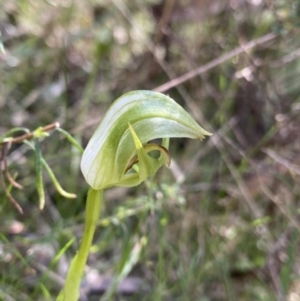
[57,90,211,301]
[81,90,211,190]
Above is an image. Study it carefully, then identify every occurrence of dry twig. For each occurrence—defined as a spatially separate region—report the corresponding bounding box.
[154,32,277,93]
[0,122,60,213]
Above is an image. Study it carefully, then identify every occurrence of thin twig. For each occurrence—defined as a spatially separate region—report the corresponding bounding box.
[271,47,300,68]
[31,261,65,288]
[154,32,277,92]
[2,141,23,189]
[182,117,238,183]
[153,0,176,45]
[4,161,23,190]
[0,144,23,213]
[0,141,9,163]
[0,122,60,213]
[1,122,60,145]
[263,148,300,175]
[0,164,23,214]
[211,133,263,219]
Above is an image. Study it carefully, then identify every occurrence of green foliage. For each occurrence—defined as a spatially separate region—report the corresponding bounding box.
[1,1,300,300]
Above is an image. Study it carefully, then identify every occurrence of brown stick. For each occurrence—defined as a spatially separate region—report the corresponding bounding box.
[5,160,23,189]
[154,32,277,93]
[0,122,60,213]
[0,145,23,214]
[1,122,60,145]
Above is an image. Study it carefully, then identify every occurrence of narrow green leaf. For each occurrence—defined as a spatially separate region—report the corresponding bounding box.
[24,140,76,200]
[42,157,77,199]
[56,127,84,154]
[3,127,30,137]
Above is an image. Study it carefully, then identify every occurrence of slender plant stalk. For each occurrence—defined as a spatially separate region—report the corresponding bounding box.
[56,188,103,301]
[57,90,211,300]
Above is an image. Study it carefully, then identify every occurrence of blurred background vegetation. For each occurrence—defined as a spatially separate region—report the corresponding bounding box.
[1,0,300,300]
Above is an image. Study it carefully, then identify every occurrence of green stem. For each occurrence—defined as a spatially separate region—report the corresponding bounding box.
[56,188,103,301]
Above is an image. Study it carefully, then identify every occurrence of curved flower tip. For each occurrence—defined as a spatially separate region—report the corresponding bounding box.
[81,90,212,190]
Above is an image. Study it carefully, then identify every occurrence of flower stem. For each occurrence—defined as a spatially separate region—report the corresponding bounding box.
[56,188,103,301]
